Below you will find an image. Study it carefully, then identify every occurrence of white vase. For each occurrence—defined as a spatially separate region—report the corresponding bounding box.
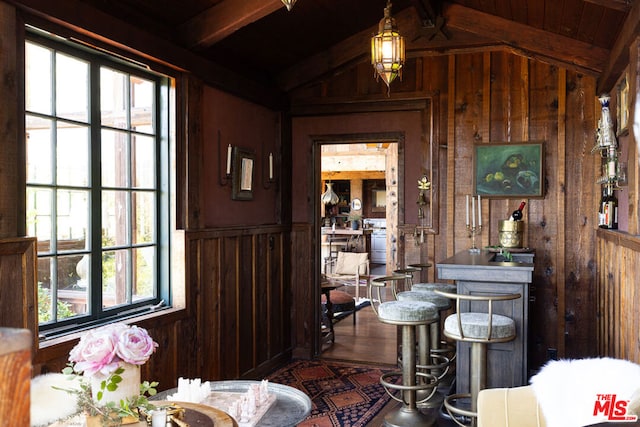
[90,363,141,404]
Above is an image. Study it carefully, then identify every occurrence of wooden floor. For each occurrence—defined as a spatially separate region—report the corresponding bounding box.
[320,274,458,426]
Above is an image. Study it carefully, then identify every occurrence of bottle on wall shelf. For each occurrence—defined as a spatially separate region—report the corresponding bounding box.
[510,201,526,221]
[599,184,618,229]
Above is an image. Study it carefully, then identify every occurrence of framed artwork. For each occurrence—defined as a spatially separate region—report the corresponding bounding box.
[474,142,544,198]
[617,73,629,135]
[231,147,255,200]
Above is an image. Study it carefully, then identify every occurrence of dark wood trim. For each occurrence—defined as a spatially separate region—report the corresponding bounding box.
[178,0,283,49]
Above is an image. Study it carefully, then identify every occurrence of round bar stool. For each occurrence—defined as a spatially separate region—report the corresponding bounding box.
[369,276,439,427]
[392,267,421,291]
[411,283,458,381]
[396,290,451,409]
[434,290,521,427]
[408,262,433,284]
[371,274,412,301]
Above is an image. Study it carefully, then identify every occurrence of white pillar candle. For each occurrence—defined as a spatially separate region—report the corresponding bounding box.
[477,195,482,226]
[466,195,469,226]
[472,196,476,227]
[226,144,232,175]
[151,409,167,427]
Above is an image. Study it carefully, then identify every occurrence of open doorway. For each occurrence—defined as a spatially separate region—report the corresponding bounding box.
[317,138,401,364]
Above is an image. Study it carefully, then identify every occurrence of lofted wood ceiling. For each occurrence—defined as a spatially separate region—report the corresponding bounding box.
[24,0,640,94]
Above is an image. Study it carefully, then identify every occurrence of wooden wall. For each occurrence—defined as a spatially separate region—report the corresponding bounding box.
[290,49,600,371]
[597,230,640,362]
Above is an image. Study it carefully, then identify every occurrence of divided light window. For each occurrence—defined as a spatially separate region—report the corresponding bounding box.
[25,32,170,334]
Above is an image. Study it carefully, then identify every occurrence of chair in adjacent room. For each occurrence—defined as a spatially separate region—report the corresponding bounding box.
[324,251,370,302]
[434,290,521,427]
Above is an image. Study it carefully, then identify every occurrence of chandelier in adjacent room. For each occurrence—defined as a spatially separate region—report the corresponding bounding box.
[281,0,297,11]
[371,0,405,91]
[320,182,339,205]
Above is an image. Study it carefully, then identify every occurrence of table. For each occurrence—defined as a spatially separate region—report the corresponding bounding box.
[155,380,312,427]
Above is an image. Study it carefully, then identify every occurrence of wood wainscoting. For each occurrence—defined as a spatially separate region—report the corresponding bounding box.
[597,229,640,363]
[19,226,291,392]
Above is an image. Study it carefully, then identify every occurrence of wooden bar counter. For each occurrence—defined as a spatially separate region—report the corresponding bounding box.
[436,250,534,391]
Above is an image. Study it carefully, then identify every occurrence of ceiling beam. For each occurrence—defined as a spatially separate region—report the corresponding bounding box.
[597,0,640,93]
[178,0,284,49]
[444,3,609,75]
[10,0,287,108]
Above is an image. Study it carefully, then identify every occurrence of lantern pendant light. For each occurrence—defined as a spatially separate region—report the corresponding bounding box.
[281,0,297,11]
[371,0,405,92]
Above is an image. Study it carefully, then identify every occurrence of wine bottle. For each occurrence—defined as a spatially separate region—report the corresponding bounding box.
[601,185,618,229]
[510,201,526,221]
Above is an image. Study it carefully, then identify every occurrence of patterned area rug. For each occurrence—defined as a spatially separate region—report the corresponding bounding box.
[267,359,394,427]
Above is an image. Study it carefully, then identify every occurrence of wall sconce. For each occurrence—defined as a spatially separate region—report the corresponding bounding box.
[371,0,405,93]
[263,150,276,189]
[414,175,430,245]
[218,130,232,186]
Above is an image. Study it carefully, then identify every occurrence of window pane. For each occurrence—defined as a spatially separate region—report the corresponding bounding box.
[57,123,89,186]
[27,188,53,247]
[57,190,89,247]
[101,68,128,129]
[37,258,54,324]
[57,254,89,318]
[103,249,129,308]
[132,134,155,188]
[56,52,89,123]
[131,76,154,133]
[26,115,53,184]
[133,247,155,300]
[25,42,52,115]
[102,190,129,246]
[102,129,129,188]
[133,191,155,244]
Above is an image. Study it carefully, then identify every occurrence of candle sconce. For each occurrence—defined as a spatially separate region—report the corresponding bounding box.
[414,175,430,246]
[218,130,232,186]
[262,149,276,189]
[466,194,482,253]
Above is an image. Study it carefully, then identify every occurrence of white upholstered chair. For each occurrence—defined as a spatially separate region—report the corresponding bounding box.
[324,251,370,301]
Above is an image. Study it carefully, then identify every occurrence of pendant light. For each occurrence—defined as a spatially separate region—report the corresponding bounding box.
[371,0,405,91]
[320,182,339,205]
[281,0,297,11]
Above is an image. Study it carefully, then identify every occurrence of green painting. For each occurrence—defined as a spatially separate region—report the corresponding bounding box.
[474,142,543,197]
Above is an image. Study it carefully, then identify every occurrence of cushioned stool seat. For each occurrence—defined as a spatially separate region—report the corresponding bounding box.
[378,300,438,324]
[398,290,450,310]
[444,312,515,341]
[321,289,356,325]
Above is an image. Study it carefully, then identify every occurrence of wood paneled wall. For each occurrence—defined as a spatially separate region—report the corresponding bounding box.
[291,49,600,371]
[185,227,291,380]
[597,230,640,362]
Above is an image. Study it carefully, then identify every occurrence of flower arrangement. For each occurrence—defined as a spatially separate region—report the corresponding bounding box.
[68,323,158,377]
[60,323,160,425]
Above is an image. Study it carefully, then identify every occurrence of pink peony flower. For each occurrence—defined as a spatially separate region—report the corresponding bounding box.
[69,327,120,377]
[68,323,157,377]
[115,325,158,365]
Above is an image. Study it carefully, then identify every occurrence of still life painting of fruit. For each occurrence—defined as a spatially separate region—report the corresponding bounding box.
[474,142,543,197]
